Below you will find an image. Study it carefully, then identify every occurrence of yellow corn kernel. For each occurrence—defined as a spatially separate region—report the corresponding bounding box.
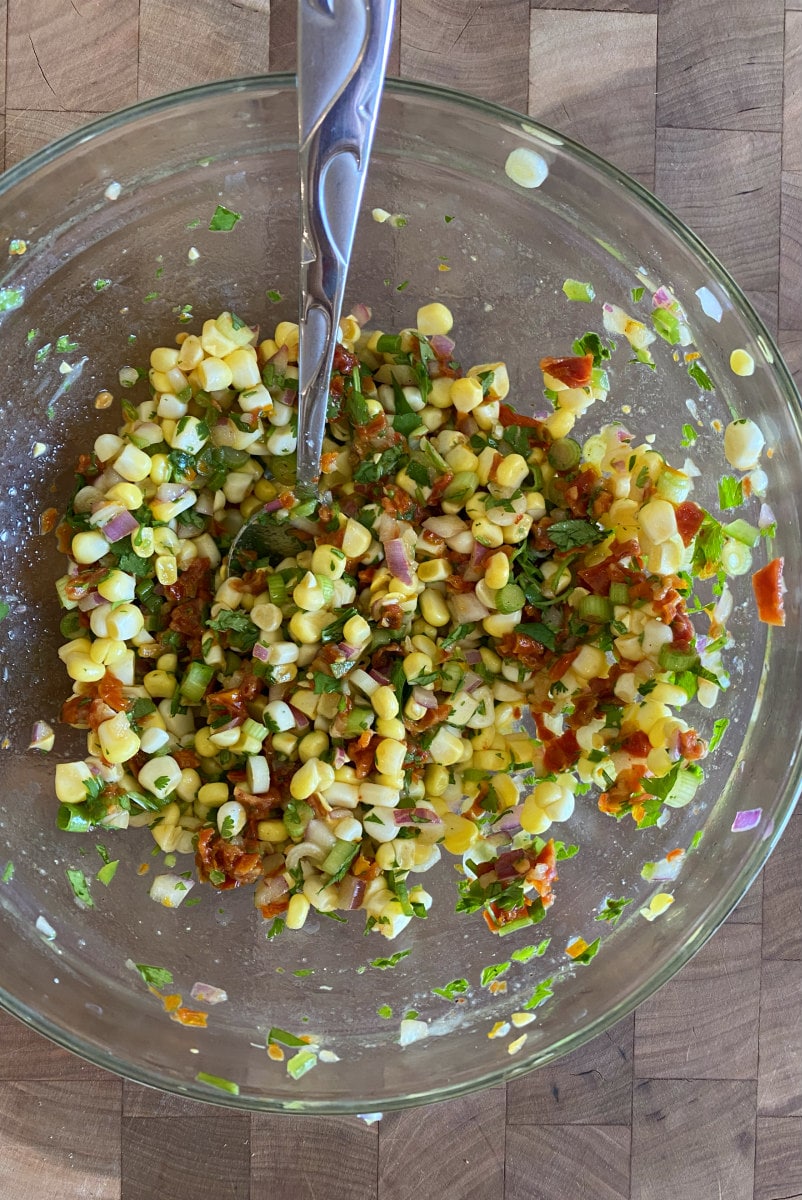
[492,774,520,810]
[155,554,178,586]
[150,346,180,373]
[224,347,261,390]
[298,730,329,762]
[494,453,529,490]
[418,588,450,628]
[484,551,510,591]
[197,782,229,808]
[441,813,477,855]
[193,727,218,758]
[97,569,136,603]
[98,712,141,764]
[143,669,176,699]
[376,717,405,741]
[104,482,143,510]
[424,763,449,797]
[55,761,94,804]
[274,321,300,356]
[343,613,371,645]
[272,732,298,757]
[195,356,233,392]
[449,376,483,413]
[416,303,453,337]
[71,530,109,564]
[483,612,520,637]
[176,769,201,802]
[286,892,311,930]
[729,348,755,377]
[372,686,399,721]
[66,653,106,683]
[290,758,326,800]
[403,651,433,681]
[89,637,127,666]
[257,818,288,843]
[472,517,504,548]
[467,361,509,401]
[375,738,406,777]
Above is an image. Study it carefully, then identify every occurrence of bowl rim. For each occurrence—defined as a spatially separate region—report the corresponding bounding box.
[0,72,799,1114]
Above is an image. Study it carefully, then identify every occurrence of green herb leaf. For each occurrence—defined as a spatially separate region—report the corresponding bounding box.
[595,896,633,925]
[572,937,601,964]
[708,717,729,752]
[1,861,15,884]
[432,978,469,1001]
[267,917,285,940]
[66,868,93,907]
[267,289,282,303]
[631,286,645,303]
[209,204,241,232]
[208,607,260,651]
[0,601,9,623]
[369,949,412,970]
[377,1004,393,1018]
[511,940,550,963]
[97,860,119,886]
[480,961,511,987]
[522,978,554,1010]
[681,423,698,447]
[571,331,611,368]
[547,519,605,552]
[268,1026,307,1047]
[134,963,174,989]
[718,475,744,511]
[688,361,714,391]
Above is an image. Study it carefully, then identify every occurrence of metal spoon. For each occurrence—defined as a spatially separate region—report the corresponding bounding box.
[227,0,395,574]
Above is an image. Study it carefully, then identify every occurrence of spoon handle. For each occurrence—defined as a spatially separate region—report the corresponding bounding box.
[296,0,395,493]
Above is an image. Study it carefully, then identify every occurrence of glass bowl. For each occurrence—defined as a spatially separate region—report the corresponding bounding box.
[0,76,799,1113]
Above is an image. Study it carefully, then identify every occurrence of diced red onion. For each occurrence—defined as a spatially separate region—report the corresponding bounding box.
[306,818,337,852]
[427,359,441,378]
[263,498,284,513]
[156,482,189,502]
[491,806,524,834]
[350,302,371,327]
[652,286,674,310]
[268,684,286,702]
[253,643,270,663]
[494,848,529,880]
[650,853,685,881]
[375,511,400,542]
[338,874,366,910]
[412,686,438,709]
[28,720,55,752]
[280,388,297,407]
[384,537,413,586]
[288,704,310,731]
[449,592,490,623]
[463,672,483,693]
[78,590,105,611]
[732,808,762,832]
[463,648,482,664]
[617,429,633,443]
[195,491,216,516]
[758,503,776,530]
[269,345,289,374]
[255,873,290,906]
[337,642,359,660]
[430,334,455,358]
[603,302,614,312]
[465,540,492,581]
[423,515,468,538]
[332,746,349,769]
[393,807,441,825]
[369,668,390,686]
[190,981,228,1005]
[101,509,139,543]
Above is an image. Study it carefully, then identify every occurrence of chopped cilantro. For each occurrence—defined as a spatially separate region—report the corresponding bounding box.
[547,519,605,551]
[92,278,112,292]
[0,601,9,623]
[595,896,633,925]
[55,335,78,353]
[66,868,93,907]
[690,830,704,851]
[572,938,601,964]
[209,204,241,232]
[511,940,550,963]
[267,918,285,940]
[1,861,14,884]
[370,949,412,970]
[480,961,511,987]
[688,361,714,391]
[681,423,698,447]
[571,331,611,368]
[718,475,743,511]
[293,968,314,977]
[631,286,645,303]
[444,214,455,223]
[134,963,174,989]
[708,717,729,751]
[396,280,410,291]
[208,608,260,651]
[432,978,469,1001]
[522,978,554,1010]
[97,860,119,886]
[377,1004,393,1019]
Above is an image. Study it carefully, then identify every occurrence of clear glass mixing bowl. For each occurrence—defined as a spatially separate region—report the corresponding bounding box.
[0,77,799,1113]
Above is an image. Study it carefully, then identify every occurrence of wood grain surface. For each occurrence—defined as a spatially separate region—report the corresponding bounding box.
[0,3,799,1199]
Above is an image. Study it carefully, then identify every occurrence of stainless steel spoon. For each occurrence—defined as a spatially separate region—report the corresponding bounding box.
[227,0,395,573]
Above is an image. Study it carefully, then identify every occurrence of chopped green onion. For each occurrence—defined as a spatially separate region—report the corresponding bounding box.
[195,1071,240,1095]
[495,583,526,614]
[562,279,595,302]
[578,595,613,622]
